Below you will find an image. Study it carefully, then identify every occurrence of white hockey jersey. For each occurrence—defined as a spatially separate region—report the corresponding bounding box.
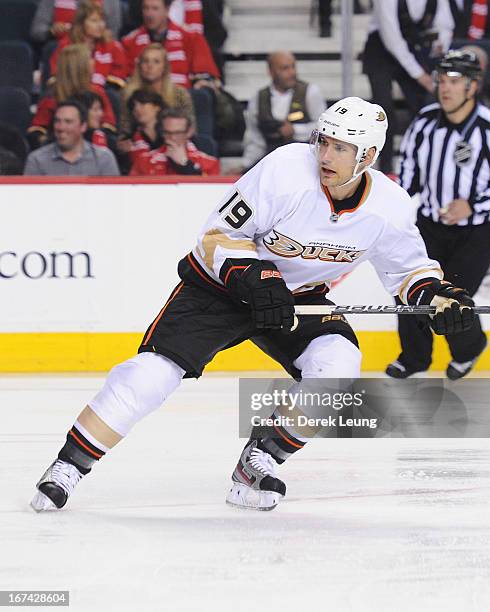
[192,143,443,303]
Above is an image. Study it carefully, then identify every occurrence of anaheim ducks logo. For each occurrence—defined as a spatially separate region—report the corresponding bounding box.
[263,231,364,263]
[376,111,386,122]
[263,231,303,257]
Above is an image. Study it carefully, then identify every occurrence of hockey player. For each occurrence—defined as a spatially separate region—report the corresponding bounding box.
[31,97,475,513]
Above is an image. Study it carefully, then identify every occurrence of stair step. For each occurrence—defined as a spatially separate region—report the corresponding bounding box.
[225,15,370,55]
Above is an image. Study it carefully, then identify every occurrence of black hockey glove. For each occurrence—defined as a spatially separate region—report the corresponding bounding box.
[407,278,475,335]
[221,259,295,333]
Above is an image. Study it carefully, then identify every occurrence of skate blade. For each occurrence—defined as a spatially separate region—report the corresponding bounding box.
[30,490,59,513]
[225,482,282,511]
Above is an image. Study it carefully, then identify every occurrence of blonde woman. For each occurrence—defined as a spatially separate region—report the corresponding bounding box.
[119,43,195,139]
[29,44,116,149]
[49,0,127,89]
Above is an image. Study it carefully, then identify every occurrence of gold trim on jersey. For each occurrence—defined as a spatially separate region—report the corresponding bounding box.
[293,280,328,294]
[398,267,444,301]
[200,228,256,269]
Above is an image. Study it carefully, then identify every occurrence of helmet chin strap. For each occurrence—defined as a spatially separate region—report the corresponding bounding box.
[337,147,373,187]
[337,162,369,187]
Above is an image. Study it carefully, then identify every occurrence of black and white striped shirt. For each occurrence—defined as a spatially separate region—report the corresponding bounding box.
[399,102,490,226]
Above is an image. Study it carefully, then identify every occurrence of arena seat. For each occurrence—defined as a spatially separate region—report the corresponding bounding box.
[0,41,33,95]
[0,0,37,43]
[0,86,32,135]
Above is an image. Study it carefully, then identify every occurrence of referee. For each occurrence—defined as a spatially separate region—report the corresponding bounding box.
[387,49,490,380]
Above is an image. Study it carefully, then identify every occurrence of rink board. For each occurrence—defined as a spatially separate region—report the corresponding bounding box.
[0,330,488,372]
[1,177,490,373]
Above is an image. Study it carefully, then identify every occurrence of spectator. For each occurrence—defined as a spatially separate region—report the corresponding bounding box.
[124,0,204,35]
[50,0,127,89]
[362,0,454,174]
[130,107,219,175]
[127,90,164,144]
[239,51,326,172]
[120,43,195,137]
[449,0,489,39]
[72,90,116,150]
[29,44,116,149]
[31,0,122,43]
[24,101,120,175]
[118,89,166,171]
[122,0,220,88]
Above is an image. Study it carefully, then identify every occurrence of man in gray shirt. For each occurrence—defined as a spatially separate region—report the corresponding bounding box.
[24,101,120,176]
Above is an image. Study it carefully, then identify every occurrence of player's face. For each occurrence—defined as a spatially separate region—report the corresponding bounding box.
[139,49,166,82]
[54,106,86,151]
[83,11,106,40]
[317,135,358,188]
[162,117,191,146]
[143,0,168,31]
[437,73,476,114]
[87,99,104,129]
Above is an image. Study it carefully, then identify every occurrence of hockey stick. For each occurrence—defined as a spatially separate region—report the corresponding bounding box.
[294,305,490,316]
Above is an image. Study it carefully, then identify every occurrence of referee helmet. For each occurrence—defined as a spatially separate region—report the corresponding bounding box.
[435,50,483,82]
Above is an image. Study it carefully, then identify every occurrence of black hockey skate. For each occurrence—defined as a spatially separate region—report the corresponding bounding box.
[30,459,83,512]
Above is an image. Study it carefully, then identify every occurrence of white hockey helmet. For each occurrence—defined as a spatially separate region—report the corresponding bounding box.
[311,97,388,184]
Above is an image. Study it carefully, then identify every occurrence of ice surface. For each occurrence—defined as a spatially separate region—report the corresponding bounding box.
[1,375,490,612]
